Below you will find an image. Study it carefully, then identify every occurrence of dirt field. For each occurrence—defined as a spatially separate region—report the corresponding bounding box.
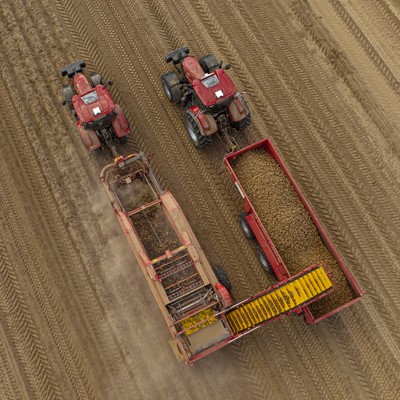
[0,0,399,399]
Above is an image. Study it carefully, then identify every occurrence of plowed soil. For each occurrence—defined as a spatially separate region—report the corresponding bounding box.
[0,1,399,399]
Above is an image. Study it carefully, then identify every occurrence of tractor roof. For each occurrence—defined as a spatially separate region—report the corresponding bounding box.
[72,85,115,124]
[192,69,237,107]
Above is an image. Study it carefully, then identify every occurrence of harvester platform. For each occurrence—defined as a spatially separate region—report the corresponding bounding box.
[226,265,333,334]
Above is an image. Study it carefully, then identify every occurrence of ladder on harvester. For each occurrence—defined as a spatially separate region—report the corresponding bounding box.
[226,265,333,334]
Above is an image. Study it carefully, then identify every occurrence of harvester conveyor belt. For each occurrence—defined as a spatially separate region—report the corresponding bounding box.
[226,265,333,334]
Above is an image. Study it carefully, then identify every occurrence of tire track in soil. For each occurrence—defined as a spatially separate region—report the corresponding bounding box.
[0,175,63,400]
[329,0,400,92]
[4,6,158,400]
[0,245,31,400]
[0,3,140,397]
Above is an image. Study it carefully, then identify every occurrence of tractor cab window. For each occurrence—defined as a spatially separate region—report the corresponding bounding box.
[81,91,99,105]
[201,74,219,88]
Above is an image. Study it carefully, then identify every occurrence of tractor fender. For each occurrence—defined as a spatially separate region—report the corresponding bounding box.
[228,94,249,123]
[215,283,233,308]
[112,105,131,138]
[187,105,218,136]
[76,123,101,151]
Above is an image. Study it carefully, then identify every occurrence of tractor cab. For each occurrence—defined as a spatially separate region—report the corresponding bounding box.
[192,69,237,113]
[72,85,116,130]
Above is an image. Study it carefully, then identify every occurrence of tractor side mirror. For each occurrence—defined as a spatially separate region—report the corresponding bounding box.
[223,64,232,70]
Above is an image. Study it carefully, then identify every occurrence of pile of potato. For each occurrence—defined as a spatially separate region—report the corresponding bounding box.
[233,150,354,317]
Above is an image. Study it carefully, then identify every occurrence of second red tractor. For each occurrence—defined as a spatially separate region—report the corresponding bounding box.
[161,48,251,151]
[61,60,130,156]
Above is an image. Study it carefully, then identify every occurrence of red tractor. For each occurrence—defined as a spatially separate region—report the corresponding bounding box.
[61,60,130,156]
[161,48,251,151]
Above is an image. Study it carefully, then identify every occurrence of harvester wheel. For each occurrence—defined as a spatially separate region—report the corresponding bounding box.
[213,266,232,293]
[184,111,207,148]
[239,212,255,240]
[199,55,220,73]
[161,72,181,104]
[119,136,128,145]
[256,246,273,274]
[90,73,103,87]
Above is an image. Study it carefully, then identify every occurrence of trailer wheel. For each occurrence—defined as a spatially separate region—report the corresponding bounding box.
[184,111,207,148]
[239,212,255,240]
[256,246,273,274]
[161,72,182,104]
[213,266,232,293]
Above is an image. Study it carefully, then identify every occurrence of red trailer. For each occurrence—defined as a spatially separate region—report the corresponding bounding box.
[224,138,362,324]
[101,152,335,364]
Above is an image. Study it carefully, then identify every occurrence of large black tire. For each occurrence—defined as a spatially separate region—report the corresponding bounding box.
[232,112,251,131]
[62,85,74,102]
[256,246,273,274]
[161,72,182,104]
[90,73,103,87]
[239,212,255,240]
[118,136,128,145]
[199,54,220,73]
[184,111,207,148]
[213,266,232,293]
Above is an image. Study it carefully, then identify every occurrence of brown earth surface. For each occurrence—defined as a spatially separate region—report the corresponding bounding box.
[0,0,399,399]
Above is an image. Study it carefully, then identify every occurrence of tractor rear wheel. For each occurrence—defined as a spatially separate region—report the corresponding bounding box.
[199,55,220,73]
[119,136,128,145]
[184,111,207,148]
[256,246,273,274]
[240,212,255,240]
[213,266,232,293]
[232,112,251,131]
[161,72,181,104]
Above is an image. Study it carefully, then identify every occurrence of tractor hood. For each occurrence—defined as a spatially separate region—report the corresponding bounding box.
[192,69,237,108]
[72,85,115,124]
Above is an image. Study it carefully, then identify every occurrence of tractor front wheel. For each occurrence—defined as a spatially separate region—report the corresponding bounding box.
[161,72,181,104]
[199,54,220,73]
[184,112,207,148]
[90,73,103,87]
